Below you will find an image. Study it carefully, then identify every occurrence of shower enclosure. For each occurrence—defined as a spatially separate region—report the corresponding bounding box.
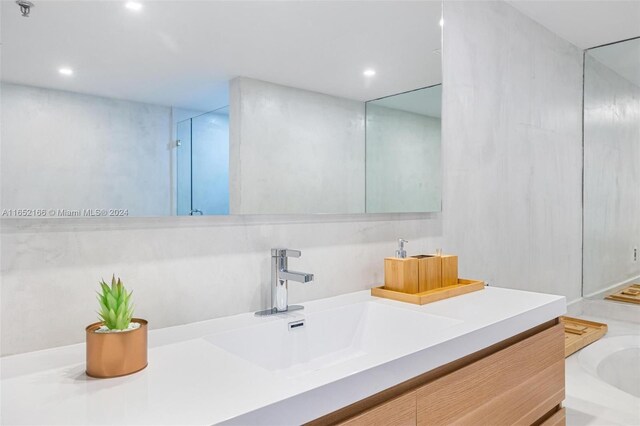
[176,107,230,216]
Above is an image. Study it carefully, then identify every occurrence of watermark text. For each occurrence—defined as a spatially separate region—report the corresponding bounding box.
[1,208,129,217]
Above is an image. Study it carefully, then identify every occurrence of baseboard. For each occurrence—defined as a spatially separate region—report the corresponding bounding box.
[583,274,640,299]
[566,275,640,320]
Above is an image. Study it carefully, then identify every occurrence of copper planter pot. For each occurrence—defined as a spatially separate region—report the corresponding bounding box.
[86,318,148,378]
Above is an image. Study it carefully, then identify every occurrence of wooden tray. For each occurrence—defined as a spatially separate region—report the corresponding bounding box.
[560,316,608,357]
[371,278,484,305]
[605,284,640,304]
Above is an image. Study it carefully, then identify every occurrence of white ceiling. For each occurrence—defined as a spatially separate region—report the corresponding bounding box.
[508,1,640,49]
[0,1,442,111]
[369,85,442,118]
[587,37,640,87]
[5,1,637,112]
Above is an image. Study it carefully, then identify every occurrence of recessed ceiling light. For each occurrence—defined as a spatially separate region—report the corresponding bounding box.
[58,67,74,76]
[439,18,444,27]
[125,1,143,11]
[363,69,376,77]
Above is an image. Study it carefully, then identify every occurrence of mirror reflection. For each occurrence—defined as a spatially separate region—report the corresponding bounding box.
[582,37,640,297]
[0,1,442,217]
[177,107,230,216]
[366,85,442,213]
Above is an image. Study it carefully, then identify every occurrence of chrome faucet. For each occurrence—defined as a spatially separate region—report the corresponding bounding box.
[255,248,314,316]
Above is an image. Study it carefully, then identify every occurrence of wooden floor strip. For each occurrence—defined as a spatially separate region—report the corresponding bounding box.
[605,284,640,305]
[560,316,607,357]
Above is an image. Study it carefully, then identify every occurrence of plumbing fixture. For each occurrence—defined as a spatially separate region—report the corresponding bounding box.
[16,0,34,17]
[255,248,314,316]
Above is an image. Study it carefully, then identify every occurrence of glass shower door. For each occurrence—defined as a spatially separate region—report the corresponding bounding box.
[176,119,192,216]
[176,107,230,216]
[191,107,230,215]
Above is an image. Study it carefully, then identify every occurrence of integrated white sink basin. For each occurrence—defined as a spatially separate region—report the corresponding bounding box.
[205,301,461,378]
[0,288,566,425]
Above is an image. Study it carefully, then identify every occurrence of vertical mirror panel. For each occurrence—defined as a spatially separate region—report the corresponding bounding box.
[365,85,442,213]
[583,38,640,297]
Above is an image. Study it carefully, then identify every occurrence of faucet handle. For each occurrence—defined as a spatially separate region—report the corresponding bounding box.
[271,248,302,258]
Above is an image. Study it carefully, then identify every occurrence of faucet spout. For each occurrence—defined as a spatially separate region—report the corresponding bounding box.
[280,270,314,283]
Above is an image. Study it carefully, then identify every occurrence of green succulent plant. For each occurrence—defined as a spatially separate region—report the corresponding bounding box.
[97,276,134,330]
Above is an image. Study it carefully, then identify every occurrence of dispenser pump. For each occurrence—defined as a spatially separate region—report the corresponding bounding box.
[395,238,408,258]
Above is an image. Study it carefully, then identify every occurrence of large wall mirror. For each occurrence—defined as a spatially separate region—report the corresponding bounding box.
[1,1,442,218]
[582,37,640,297]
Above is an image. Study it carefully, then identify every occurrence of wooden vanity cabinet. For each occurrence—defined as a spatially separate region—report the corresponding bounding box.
[309,320,565,426]
[338,392,417,426]
[416,322,564,425]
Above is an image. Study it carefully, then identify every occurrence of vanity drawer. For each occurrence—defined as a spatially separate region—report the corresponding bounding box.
[416,323,565,426]
[308,320,564,426]
[541,407,566,426]
[337,391,416,426]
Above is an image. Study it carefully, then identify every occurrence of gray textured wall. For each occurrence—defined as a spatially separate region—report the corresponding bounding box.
[0,1,588,355]
[229,77,365,214]
[583,55,640,296]
[1,83,172,217]
[441,1,584,301]
[365,104,441,213]
[0,215,442,355]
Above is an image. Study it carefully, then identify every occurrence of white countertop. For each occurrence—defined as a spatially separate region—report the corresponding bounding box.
[0,287,565,425]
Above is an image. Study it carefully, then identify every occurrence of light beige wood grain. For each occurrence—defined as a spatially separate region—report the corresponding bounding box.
[371,286,421,304]
[413,255,442,292]
[338,391,416,426]
[560,316,607,357]
[306,320,560,426]
[441,255,458,288]
[371,279,484,305]
[605,284,640,304]
[454,361,564,425]
[541,407,566,426]
[416,323,565,426]
[416,280,483,304]
[384,257,420,294]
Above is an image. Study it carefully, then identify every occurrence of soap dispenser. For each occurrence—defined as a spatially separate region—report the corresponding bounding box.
[384,238,419,293]
[395,238,408,258]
